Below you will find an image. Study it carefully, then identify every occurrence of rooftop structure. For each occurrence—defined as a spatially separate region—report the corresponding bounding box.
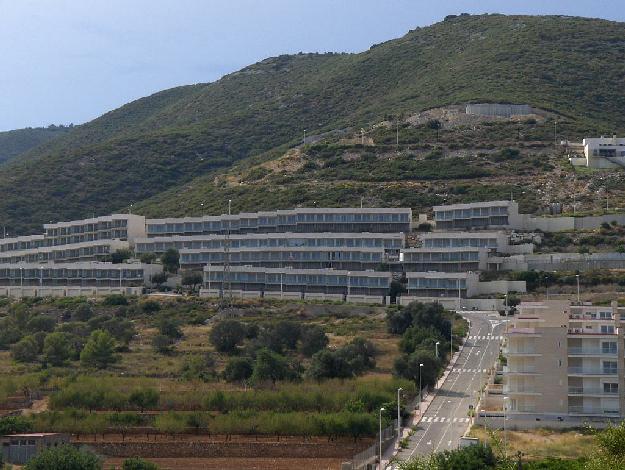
[0,239,129,265]
[433,200,521,231]
[44,214,146,246]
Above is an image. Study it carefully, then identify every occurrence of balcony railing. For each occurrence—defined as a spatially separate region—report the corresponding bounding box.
[568,387,619,395]
[568,406,620,415]
[508,405,537,413]
[568,328,616,336]
[503,386,539,394]
[567,367,617,375]
[568,347,617,356]
[508,328,537,335]
[569,314,613,321]
[504,366,538,374]
[504,348,538,355]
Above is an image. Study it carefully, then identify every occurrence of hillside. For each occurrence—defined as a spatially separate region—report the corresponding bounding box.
[2,14,625,233]
[0,125,70,166]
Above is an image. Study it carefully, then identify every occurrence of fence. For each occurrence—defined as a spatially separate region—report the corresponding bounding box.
[349,419,397,470]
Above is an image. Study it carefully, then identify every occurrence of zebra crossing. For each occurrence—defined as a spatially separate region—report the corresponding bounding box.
[467,335,503,341]
[421,416,471,423]
[451,368,489,373]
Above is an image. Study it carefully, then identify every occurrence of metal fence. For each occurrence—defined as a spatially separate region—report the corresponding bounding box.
[350,419,398,470]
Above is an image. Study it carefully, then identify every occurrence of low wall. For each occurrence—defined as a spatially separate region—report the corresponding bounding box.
[0,286,142,298]
[398,296,505,311]
[345,294,386,305]
[473,280,526,295]
[476,412,616,430]
[86,440,366,459]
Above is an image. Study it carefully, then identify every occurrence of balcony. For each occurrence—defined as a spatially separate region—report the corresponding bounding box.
[567,367,617,376]
[568,347,617,356]
[568,387,619,396]
[503,365,539,375]
[503,386,541,395]
[507,327,539,335]
[569,313,613,321]
[568,406,620,415]
[568,328,616,336]
[503,347,539,356]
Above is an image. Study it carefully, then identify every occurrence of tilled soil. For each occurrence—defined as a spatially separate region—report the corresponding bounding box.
[105,457,342,469]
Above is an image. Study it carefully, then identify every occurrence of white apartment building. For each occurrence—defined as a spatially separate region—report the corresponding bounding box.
[419,231,534,255]
[44,214,146,246]
[569,136,625,168]
[503,300,625,423]
[433,201,522,230]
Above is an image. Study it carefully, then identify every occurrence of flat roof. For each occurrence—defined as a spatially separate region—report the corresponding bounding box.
[420,231,504,238]
[203,265,392,277]
[3,433,63,437]
[146,207,412,224]
[136,232,405,243]
[433,200,515,211]
[44,214,144,229]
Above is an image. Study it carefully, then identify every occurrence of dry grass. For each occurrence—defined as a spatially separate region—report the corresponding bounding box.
[469,425,595,460]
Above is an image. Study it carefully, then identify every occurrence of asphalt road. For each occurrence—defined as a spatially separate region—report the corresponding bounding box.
[394,311,506,462]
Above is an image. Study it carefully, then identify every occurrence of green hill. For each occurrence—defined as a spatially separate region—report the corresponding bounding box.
[0,125,70,166]
[1,14,625,233]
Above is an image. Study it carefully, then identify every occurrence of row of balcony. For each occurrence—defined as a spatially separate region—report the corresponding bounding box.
[507,327,616,336]
[504,366,617,375]
[505,386,618,396]
[504,347,617,356]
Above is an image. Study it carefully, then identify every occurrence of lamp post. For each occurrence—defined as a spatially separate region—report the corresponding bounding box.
[379,407,385,469]
[347,271,351,299]
[397,387,403,439]
[435,341,440,358]
[419,363,424,403]
[503,397,510,459]
[576,274,580,303]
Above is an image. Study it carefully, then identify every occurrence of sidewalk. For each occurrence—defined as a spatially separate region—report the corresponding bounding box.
[383,340,466,468]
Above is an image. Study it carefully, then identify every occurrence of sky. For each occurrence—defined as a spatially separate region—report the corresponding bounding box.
[1,0,624,131]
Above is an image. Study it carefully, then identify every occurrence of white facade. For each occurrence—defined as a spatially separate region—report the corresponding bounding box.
[569,136,625,168]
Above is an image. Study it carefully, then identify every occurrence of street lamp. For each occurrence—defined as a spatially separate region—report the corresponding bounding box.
[379,407,385,469]
[576,274,580,303]
[397,387,403,439]
[503,397,510,459]
[419,363,424,403]
[435,341,440,358]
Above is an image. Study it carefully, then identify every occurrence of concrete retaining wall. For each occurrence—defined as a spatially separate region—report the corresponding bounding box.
[0,286,142,298]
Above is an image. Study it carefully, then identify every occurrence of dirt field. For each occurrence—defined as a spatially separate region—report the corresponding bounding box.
[104,457,343,470]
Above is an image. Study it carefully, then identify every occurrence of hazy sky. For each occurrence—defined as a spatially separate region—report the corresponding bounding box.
[1,0,624,131]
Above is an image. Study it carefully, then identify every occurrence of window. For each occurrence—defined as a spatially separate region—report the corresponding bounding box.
[604,383,618,394]
[600,325,615,334]
[602,361,617,374]
[602,342,617,354]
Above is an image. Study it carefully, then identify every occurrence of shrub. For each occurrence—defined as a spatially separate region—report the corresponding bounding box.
[298,325,329,356]
[129,388,159,413]
[223,357,254,383]
[122,457,159,470]
[103,294,129,306]
[11,335,39,362]
[25,444,101,470]
[209,320,246,353]
[0,415,33,434]
[140,300,161,313]
[43,332,75,366]
[152,334,174,354]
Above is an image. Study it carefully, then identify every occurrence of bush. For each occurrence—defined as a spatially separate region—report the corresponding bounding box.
[152,334,174,354]
[180,354,216,382]
[123,457,160,470]
[129,388,159,413]
[0,415,33,434]
[103,294,128,306]
[43,332,75,366]
[11,335,39,362]
[140,300,161,313]
[25,444,101,470]
[298,325,329,356]
[223,357,254,383]
[209,320,246,353]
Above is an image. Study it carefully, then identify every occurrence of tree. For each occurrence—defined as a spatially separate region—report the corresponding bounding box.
[25,314,56,333]
[158,316,183,339]
[151,272,169,289]
[223,356,254,383]
[251,348,298,385]
[111,248,134,264]
[307,349,352,380]
[298,325,329,356]
[0,416,33,435]
[386,307,414,335]
[123,457,160,470]
[139,252,158,264]
[339,337,376,374]
[72,303,93,321]
[586,421,625,470]
[152,334,174,354]
[11,335,39,363]
[394,349,441,390]
[42,332,75,366]
[400,326,446,355]
[209,320,247,353]
[257,320,301,353]
[427,119,442,140]
[129,388,159,413]
[80,329,119,369]
[181,271,203,292]
[161,248,180,274]
[25,445,101,470]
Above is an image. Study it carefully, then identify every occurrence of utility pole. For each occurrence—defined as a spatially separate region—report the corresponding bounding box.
[396,119,399,152]
[554,120,558,150]
[303,129,306,145]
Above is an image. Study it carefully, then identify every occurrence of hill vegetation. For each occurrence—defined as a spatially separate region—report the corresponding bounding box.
[2,14,625,233]
[0,125,70,166]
